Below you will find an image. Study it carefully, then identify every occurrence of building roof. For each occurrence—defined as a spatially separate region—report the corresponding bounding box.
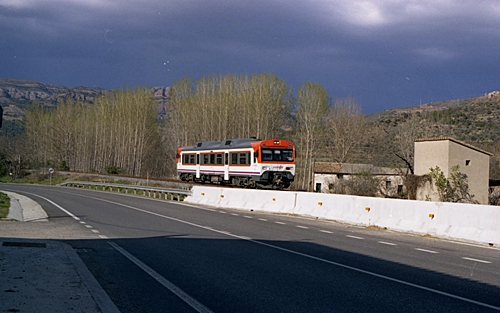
[414,137,493,156]
[313,162,400,175]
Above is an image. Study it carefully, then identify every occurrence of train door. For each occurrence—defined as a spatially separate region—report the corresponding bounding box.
[196,153,200,178]
[252,149,259,172]
[224,152,229,181]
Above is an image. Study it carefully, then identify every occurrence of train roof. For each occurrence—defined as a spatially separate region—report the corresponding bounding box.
[181,138,261,151]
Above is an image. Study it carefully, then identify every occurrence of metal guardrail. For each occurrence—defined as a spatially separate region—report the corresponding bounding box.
[60,181,192,201]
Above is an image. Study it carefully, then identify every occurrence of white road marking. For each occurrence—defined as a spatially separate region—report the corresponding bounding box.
[99,235,108,239]
[42,191,500,312]
[231,213,239,216]
[25,193,81,221]
[346,235,364,240]
[243,216,253,219]
[275,221,286,225]
[218,211,227,214]
[80,221,86,224]
[378,241,397,246]
[108,242,214,313]
[462,257,491,264]
[91,229,100,233]
[258,218,268,221]
[320,230,333,234]
[296,225,309,229]
[415,248,439,254]
[85,225,93,228]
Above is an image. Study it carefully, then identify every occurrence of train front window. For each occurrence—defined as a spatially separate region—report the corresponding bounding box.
[281,149,293,161]
[261,149,293,162]
[262,149,273,161]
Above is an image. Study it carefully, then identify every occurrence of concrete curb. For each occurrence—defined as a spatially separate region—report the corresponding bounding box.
[0,190,121,313]
[3,191,48,221]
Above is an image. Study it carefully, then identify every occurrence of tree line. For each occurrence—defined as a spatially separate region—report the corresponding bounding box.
[3,72,477,193]
[0,73,369,190]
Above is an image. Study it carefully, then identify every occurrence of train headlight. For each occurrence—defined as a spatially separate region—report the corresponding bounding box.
[262,166,269,170]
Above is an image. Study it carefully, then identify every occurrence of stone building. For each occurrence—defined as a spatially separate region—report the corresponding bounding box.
[313,162,404,197]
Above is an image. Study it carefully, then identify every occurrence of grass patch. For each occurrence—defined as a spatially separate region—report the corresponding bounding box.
[0,192,10,218]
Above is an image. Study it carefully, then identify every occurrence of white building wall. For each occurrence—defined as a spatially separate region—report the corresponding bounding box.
[415,139,490,204]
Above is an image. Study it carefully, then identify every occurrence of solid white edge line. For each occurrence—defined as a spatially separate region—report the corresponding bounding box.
[47,191,500,312]
[108,241,214,313]
[25,193,81,221]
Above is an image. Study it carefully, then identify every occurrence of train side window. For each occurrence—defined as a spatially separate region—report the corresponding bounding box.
[254,150,258,163]
[231,153,238,164]
[239,152,247,164]
[210,154,215,164]
[189,154,195,164]
[216,154,223,165]
[200,154,207,164]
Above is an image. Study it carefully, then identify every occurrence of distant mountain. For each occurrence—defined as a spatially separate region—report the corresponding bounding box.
[0,78,170,121]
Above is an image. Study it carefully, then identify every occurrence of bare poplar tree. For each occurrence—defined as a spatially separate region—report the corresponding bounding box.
[327,97,366,163]
[293,82,329,191]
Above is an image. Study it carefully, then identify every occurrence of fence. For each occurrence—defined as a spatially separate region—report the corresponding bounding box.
[60,181,191,201]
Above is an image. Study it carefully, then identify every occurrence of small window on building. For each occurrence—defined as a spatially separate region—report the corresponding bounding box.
[337,174,343,179]
[466,160,470,166]
[386,181,391,189]
[315,183,322,193]
[397,185,403,194]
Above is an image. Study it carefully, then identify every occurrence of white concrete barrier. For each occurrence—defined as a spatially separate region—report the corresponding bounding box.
[184,186,223,206]
[185,186,500,247]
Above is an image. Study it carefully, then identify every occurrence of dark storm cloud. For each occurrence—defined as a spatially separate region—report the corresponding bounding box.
[1,0,500,113]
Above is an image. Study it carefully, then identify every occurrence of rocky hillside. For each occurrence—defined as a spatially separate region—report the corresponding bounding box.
[0,78,170,121]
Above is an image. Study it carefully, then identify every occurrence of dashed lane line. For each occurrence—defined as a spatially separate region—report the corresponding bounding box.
[320,230,333,234]
[346,235,364,240]
[296,225,309,229]
[415,248,439,254]
[36,192,500,312]
[462,257,491,264]
[379,241,397,246]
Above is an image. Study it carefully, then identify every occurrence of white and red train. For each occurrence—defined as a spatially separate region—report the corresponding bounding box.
[177,138,295,189]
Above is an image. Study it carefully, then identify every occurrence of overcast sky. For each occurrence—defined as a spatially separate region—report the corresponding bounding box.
[1,0,499,114]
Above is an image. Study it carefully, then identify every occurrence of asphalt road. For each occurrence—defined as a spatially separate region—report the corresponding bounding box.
[2,184,500,313]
